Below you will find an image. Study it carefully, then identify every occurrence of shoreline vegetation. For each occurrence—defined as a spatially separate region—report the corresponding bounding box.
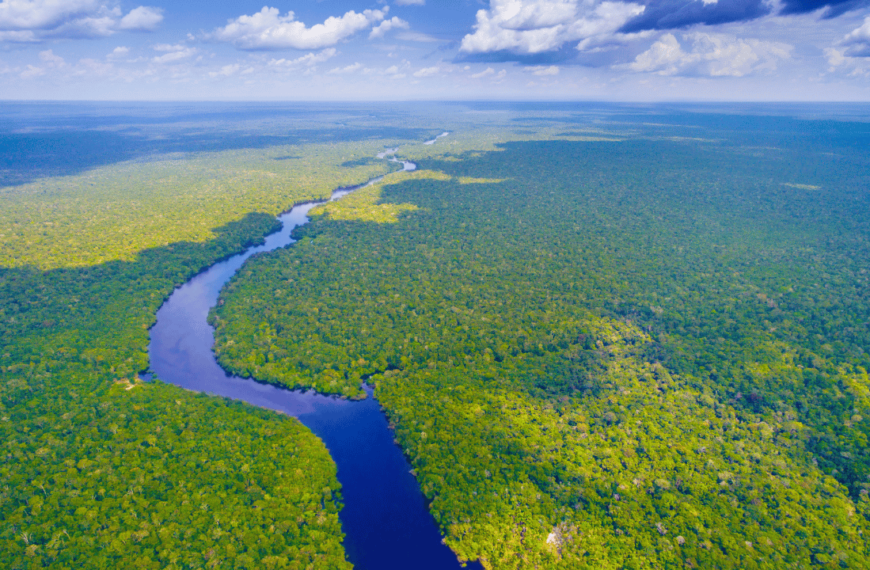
[3,103,870,568]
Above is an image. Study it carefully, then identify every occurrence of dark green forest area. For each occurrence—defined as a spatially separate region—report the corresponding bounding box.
[212,122,870,568]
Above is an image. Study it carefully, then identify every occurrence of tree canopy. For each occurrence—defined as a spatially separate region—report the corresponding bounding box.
[213,125,870,568]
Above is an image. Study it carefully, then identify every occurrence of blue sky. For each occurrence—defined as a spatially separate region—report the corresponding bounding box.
[1,0,870,100]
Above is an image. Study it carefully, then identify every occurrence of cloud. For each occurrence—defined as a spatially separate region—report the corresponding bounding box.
[528,64,560,74]
[153,43,184,51]
[38,47,64,66]
[471,66,495,78]
[107,45,128,58]
[0,1,163,41]
[778,0,868,17]
[211,6,387,50]
[209,63,240,78]
[269,47,337,68]
[619,0,769,33]
[459,0,644,56]
[17,48,64,78]
[0,0,103,30]
[824,46,870,76]
[0,30,37,41]
[395,0,425,5]
[20,64,43,77]
[623,32,792,76]
[71,56,113,76]
[383,60,410,78]
[825,16,870,75]
[413,65,440,77]
[152,43,197,64]
[118,6,162,31]
[396,30,441,42]
[328,62,363,73]
[370,16,409,39]
[837,16,870,58]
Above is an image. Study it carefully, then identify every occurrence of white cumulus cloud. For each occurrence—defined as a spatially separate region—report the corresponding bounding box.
[624,32,791,77]
[38,47,64,66]
[824,18,870,76]
[460,0,644,55]
[370,16,409,39]
[383,61,410,78]
[107,45,128,58]
[212,7,387,50]
[118,6,162,31]
[152,43,197,64]
[838,16,870,58]
[0,1,163,41]
[269,47,337,69]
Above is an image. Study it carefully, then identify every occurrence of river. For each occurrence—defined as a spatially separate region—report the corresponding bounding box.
[148,158,482,570]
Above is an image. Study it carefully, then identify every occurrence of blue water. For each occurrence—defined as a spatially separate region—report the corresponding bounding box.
[148,165,482,570]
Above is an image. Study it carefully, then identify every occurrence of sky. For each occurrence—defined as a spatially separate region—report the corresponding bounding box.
[1,0,870,101]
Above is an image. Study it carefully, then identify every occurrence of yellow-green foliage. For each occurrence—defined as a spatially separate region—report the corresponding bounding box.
[0,140,400,270]
[455,176,507,184]
[307,170,504,225]
[311,172,420,224]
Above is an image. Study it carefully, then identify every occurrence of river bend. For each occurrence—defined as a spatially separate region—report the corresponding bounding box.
[148,159,481,570]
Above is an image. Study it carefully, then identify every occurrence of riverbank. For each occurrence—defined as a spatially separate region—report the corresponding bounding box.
[148,152,481,570]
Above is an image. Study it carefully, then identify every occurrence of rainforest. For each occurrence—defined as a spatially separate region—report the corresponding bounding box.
[2,102,870,569]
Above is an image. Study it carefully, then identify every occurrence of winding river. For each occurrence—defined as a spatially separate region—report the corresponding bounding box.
[149,157,481,569]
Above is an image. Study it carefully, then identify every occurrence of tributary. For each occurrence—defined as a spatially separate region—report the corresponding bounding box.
[148,158,481,569]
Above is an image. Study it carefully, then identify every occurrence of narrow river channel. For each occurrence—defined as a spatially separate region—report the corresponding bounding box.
[149,158,482,570]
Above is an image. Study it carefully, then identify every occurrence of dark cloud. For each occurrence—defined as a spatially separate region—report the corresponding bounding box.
[619,0,770,33]
[779,0,869,17]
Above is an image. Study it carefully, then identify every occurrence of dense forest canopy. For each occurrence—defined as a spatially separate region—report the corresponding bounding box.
[3,102,870,569]
[0,103,449,569]
[212,112,870,568]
